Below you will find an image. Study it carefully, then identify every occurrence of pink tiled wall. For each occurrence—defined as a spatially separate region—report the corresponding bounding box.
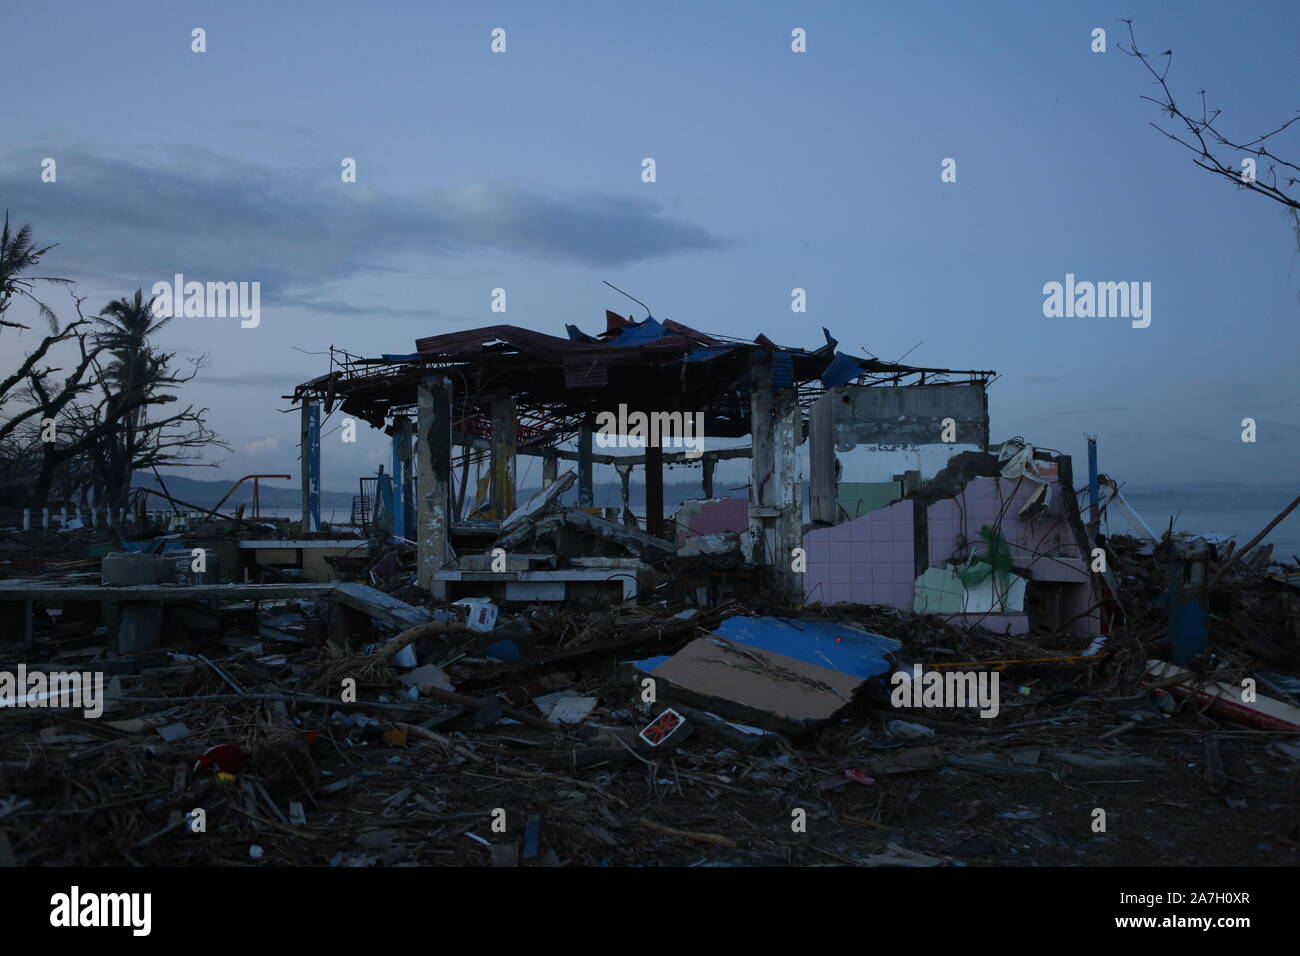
[803,476,1092,620]
[927,477,1086,584]
[676,497,750,544]
[802,500,915,607]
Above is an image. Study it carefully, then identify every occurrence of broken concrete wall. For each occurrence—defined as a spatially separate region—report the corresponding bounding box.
[675,496,749,544]
[927,475,1086,578]
[828,383,989,450]
[803,468,1098,637]
[807,383,988,524]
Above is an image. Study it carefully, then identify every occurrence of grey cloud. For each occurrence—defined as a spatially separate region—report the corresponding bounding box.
[266,294,440,321]
[201,372,306,387]
[1,150,728,294]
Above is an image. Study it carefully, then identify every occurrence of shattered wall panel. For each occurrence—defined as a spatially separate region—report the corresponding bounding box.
[926,477,1087,583]
[829,383,988,450]
[675,497,750,544]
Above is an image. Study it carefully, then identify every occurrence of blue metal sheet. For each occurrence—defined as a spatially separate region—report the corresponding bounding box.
[820,352,863,388]
[607,316,666,345]
[714,616,899,679]
[771,352,794,388]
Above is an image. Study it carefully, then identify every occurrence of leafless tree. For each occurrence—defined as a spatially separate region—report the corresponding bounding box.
[1121,20,1300,252]
[0,218,229,509]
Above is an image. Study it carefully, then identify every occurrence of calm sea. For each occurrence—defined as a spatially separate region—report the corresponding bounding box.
[1118,492,1300,563]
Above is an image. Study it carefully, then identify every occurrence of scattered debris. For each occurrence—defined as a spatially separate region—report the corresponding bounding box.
[2,334,1296,867]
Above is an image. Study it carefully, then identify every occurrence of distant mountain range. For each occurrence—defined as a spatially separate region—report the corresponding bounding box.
[135,473,737,512]
[134,473,353,511]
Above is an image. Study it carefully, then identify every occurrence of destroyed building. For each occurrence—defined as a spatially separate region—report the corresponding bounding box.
[287,312,1087,634]
[2,311,1298,869]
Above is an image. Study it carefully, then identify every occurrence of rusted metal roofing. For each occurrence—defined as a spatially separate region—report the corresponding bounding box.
[291,312,997,444]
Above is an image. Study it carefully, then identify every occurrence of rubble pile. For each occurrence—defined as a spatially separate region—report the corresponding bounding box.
[0,524,1297,867]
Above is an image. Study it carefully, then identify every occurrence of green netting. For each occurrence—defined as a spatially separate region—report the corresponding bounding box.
[956,525,1014,609]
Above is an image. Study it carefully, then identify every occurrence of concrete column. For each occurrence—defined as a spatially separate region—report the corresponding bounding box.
[577,421,594,507]
[300,400,321,532]
[490,396,517,519]
[391,415,412,540]
[807,391,837,525]
[615,463,633,525]
[702,456,716,499]
[749,357,803,596]
[645,443,664,538]
[41,508,49,529]
[542,454,558,488]
[417,375,453,598]
[21,509,29,531]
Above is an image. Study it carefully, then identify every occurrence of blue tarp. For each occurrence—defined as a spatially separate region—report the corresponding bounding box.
[635,616,898,680]
[714,616,899,679]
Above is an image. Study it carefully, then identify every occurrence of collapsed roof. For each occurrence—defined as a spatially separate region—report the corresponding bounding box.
[291,311,995,448]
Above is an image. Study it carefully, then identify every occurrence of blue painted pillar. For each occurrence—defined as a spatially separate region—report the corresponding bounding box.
[577,421,594,507]
[391,415,412,539]
[300,400,321,532]
[1169,539,1210,665]
[1087,437,1099,533]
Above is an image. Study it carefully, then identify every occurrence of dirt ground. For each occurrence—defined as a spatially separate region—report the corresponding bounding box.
[4,651,1298,868]
[3,530,1298,868]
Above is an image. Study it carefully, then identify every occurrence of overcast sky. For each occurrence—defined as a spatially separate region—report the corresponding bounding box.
[3,0,1297,496]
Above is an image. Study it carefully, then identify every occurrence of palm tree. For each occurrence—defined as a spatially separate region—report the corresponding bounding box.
[0,210,72,332]
[93,290,173,509]
[94,288,171,354]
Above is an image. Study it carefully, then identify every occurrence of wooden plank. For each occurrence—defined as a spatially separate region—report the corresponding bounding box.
[0,581,335,603]
[332,582,430,629]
